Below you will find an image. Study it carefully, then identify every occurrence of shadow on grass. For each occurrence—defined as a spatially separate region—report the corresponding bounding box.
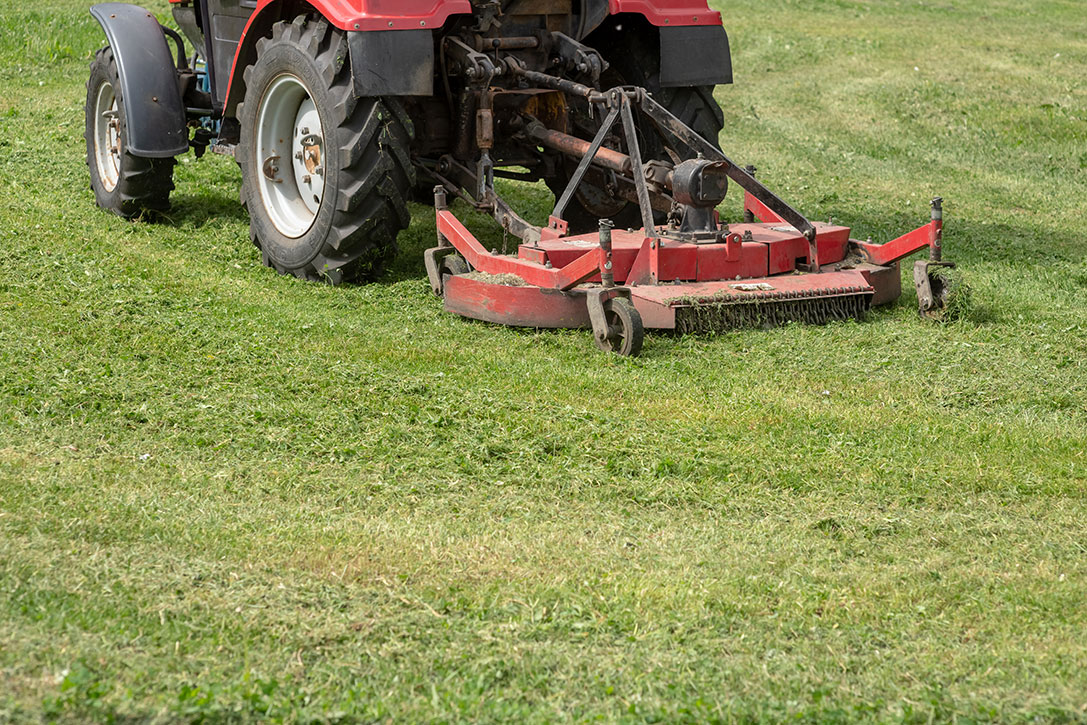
[383,179,557,284]
[160,192,249,228]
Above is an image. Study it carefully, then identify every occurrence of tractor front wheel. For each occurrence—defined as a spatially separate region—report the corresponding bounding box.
[237,16,414,283]
[84,47,175,218]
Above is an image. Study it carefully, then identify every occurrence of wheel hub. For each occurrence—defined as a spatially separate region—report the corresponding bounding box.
[255,74,325,238]
[93,81,122,192]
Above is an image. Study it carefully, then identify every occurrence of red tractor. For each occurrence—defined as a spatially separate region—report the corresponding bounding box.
[87,0,953,355]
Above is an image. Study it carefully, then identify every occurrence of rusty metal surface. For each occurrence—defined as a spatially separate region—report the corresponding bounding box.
[913,258,956,318]
[525,117,629,174]
[855,262,901,307]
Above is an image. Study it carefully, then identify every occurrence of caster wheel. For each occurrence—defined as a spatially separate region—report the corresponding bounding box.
[593,297,643,357]
[439,254,469,297]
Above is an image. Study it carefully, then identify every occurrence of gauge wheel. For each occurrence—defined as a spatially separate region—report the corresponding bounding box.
[594,297,644,357]
[85,47,175,218]
[439,254,469,297]
[236,16,415,283]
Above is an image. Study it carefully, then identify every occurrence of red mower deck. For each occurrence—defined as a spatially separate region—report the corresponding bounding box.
[428,184,945,353]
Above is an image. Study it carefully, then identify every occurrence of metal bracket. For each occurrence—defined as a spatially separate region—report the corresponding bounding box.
[546,216,570,235]
[551,32,607,83]
[913,259,956,317]
[551,105,621,222]
[424,246,456,297]
[619,92,658,239]
[445,36,501,87]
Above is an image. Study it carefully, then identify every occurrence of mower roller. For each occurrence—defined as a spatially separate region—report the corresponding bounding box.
[84,0,954,356]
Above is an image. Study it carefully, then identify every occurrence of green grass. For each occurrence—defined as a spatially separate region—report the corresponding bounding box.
[1,0,1086,721]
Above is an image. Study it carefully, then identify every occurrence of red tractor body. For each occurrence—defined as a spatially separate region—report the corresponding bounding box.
[166,0,723,31]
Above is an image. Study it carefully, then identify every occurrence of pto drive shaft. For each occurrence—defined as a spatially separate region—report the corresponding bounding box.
[524,121,632,175]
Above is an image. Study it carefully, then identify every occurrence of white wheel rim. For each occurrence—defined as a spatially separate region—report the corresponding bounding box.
[255,74,325,238]
[93,81,122,192]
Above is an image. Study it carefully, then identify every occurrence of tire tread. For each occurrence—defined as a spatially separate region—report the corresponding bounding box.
[238,17,414,283]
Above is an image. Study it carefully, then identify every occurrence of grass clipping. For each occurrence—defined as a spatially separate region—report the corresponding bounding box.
[462,271,527,287]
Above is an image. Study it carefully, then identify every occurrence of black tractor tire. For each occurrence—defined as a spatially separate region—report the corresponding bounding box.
[437,253,469,297]
[236,16,415,284]
[651,85,725,153]
[84,47,176,218]
[603,28,724,154]
[551,30,724,234]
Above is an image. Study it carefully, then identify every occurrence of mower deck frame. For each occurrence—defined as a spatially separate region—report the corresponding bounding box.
[427,192,942,341]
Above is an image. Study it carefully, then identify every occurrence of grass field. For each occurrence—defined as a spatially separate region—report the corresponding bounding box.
[1,0,1086,721]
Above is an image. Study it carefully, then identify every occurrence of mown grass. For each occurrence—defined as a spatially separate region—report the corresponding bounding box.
[1,0,1085,722]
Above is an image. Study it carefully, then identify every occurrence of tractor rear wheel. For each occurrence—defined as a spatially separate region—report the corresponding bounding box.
[84,47,175,218]
[604,27,724,154]
[237,16,415,283]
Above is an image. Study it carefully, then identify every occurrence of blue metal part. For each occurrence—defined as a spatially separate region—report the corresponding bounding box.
[196,62,222,136]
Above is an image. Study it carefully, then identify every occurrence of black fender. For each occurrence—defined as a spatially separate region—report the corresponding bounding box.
[90,3,188,157]
[347,30,434,97]
[660,25,732,87]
